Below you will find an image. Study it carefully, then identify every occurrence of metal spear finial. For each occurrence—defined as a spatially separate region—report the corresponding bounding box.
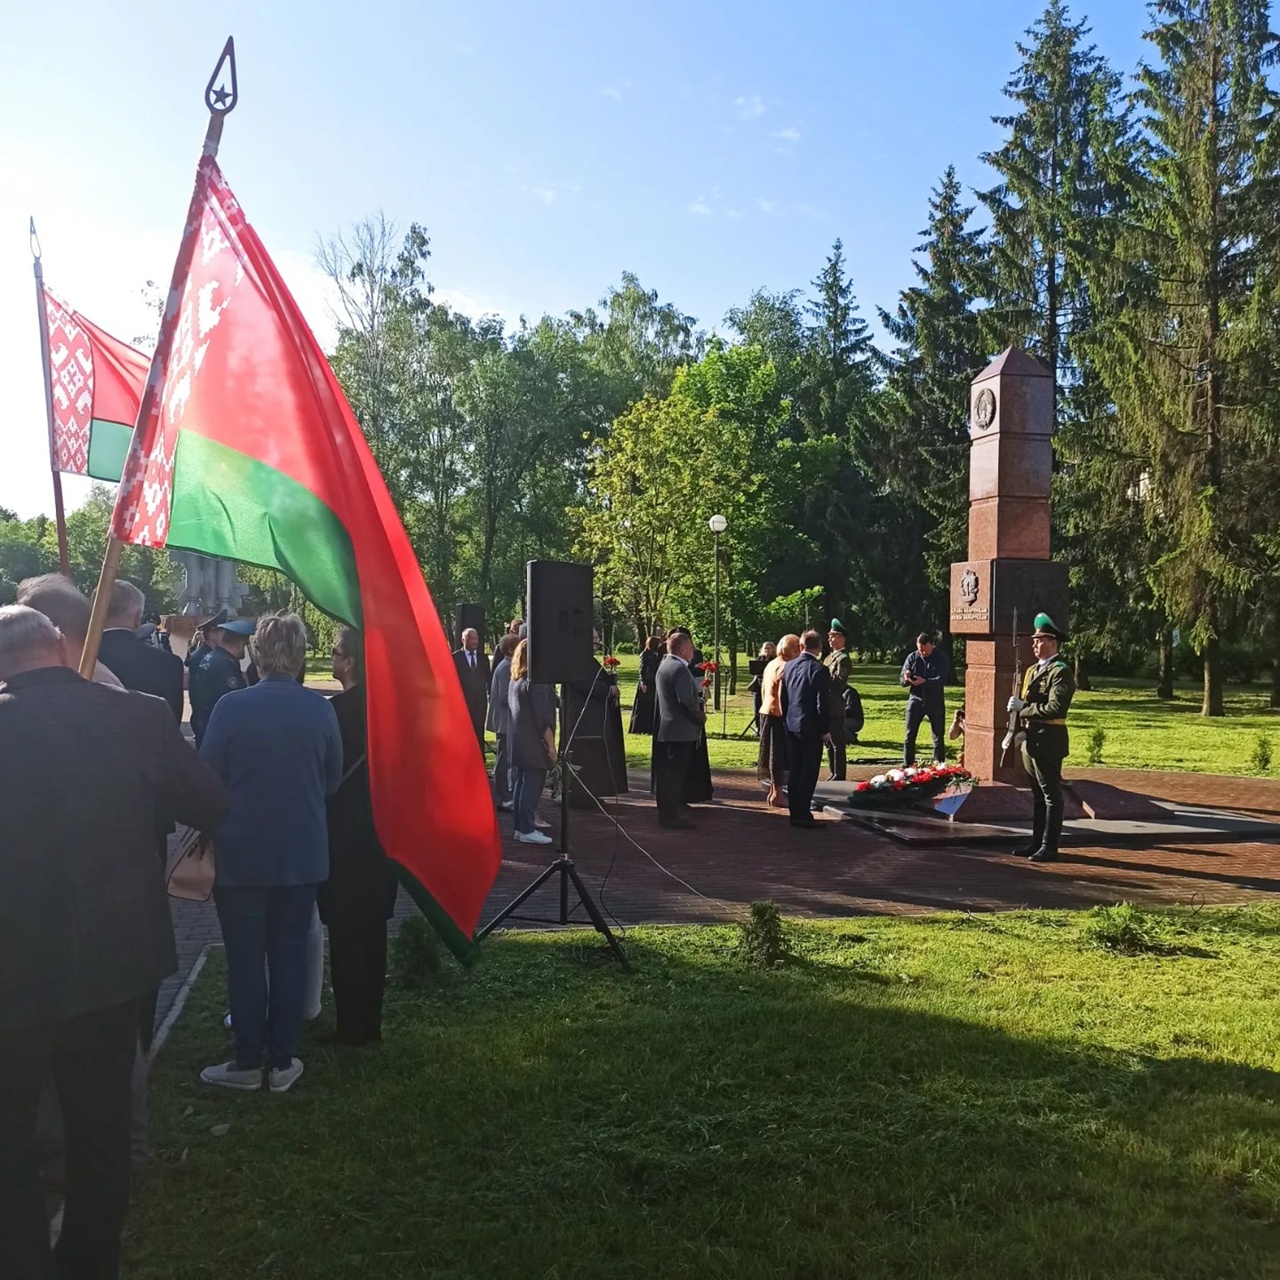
[205,36,238,116]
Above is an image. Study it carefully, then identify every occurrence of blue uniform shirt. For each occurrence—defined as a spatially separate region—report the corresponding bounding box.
[189,646,247,747]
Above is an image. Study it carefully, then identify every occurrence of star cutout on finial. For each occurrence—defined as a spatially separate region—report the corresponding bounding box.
[211,84,231,107]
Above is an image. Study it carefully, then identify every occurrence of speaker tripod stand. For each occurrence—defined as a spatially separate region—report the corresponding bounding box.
[476,739,628,968]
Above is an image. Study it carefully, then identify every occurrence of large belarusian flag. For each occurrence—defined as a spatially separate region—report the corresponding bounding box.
[42,291,149,481]
[111,156,502,958]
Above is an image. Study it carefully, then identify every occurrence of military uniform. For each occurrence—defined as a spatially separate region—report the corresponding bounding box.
[189,641,250,748]
[1013,614,1075,862]
[823,618,853,780]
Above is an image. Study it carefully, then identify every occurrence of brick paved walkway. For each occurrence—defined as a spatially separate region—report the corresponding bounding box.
[160,766,1280,1023]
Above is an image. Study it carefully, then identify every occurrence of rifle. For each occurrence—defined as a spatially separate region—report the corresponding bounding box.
[1000,606,1021,766]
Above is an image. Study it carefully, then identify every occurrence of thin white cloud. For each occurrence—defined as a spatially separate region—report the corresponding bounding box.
[688,198,713,216]
[756,198,778,214]
[601,81,631,102]
[734,94,765,121]
[771,127,801,144]
[512,175,564,205]
[792,202,828,218]
[433,285,518,325]
[726,209,745,220]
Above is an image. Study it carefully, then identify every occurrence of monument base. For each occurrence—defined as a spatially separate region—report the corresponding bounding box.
[947,781,1082,825]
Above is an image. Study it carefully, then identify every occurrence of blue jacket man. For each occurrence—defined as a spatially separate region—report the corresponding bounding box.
[779,631,832,829]
[900,632,949,766]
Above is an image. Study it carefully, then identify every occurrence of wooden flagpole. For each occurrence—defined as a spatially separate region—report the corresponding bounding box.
[30,220,71,575]
[79,37,239,679]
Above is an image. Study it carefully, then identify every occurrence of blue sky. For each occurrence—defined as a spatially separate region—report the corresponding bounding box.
[1,0,1150,518]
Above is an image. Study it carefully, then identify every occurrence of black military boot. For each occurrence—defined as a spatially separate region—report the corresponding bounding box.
[1015,803,1045,859]
[1030,807,1064,863]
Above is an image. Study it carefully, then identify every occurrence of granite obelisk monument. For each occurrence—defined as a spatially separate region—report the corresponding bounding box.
[950,348,1068,783]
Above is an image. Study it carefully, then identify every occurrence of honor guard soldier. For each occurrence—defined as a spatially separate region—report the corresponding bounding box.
[1007,612,1074,863]
[824,618,853,780]
[189,616,256,748]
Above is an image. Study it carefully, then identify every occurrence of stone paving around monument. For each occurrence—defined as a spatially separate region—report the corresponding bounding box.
[158,766,1280,1024]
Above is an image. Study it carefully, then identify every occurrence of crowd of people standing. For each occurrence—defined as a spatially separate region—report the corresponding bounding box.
[1,577,398,1279]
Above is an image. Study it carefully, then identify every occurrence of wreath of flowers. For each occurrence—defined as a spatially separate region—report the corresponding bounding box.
[847,763,975,810]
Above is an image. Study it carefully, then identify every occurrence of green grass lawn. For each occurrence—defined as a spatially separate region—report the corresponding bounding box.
[128,907,1280,1278]
[606,657,1280,776]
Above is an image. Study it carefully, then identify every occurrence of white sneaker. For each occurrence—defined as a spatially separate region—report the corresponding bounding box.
[515,830,553,845]
[534,817,551,830]
[268,1058,304,1093]
[200,1061,263,1091]
[498,800,514,811]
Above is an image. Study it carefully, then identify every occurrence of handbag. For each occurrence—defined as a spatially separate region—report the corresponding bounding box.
[166,827,216,902]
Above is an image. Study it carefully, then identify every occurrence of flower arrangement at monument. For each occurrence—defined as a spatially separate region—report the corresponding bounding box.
[846,763,975,812]
[602,656,620,669]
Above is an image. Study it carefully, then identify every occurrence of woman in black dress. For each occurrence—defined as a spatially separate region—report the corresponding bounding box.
[561,656,629,808]
[629,637,662,735]
[319,627,398,1047]
[747,640,777,736]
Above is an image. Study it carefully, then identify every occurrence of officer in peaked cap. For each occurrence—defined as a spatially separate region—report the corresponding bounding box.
[184,608,229,674]
[189,616,256,748]
[1007,612,1075,863]
[823,618,853,781]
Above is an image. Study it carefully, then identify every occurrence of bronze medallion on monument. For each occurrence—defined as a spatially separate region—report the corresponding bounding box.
[973,387,996,430]
[960,567,979,607]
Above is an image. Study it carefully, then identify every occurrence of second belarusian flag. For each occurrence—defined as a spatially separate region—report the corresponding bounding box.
[110,156,502,958]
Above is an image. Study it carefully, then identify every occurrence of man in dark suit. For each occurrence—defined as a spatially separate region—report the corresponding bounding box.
[452,627,490,747]
[96,579,185,722]
[779,630,833,829]
[0,605,228,1280]
[653,631,706,829]
[97,580,188,1055]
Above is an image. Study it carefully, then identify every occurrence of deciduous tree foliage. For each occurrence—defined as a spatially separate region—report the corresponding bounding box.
[16,3,1265,710]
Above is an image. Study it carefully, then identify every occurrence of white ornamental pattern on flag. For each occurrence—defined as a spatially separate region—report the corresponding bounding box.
[114,161,244,546]
[42,290,94,475]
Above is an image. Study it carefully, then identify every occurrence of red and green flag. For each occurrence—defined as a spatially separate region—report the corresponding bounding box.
[110,156,502,958]
[41,290,149,482]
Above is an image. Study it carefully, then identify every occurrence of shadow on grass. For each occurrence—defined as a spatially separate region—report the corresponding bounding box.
[123,921,1280,1280]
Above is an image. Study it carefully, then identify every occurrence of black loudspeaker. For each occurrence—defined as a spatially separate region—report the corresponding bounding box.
[527,561,593,685]
[453,603,485,649]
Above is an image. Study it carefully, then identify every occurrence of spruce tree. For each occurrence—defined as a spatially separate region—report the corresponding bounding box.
[1089,0,1280,715]
[981,2,1141,687]
[875,168,991,607]
[801,239,877,442]
[978,0,1129,410]
[793,241,887,638]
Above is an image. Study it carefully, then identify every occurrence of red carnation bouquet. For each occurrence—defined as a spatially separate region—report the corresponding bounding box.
[846,763,975,812]
[603,656,621,669]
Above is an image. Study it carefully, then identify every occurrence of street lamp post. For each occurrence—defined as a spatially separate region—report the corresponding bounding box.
[708,514,727,733]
